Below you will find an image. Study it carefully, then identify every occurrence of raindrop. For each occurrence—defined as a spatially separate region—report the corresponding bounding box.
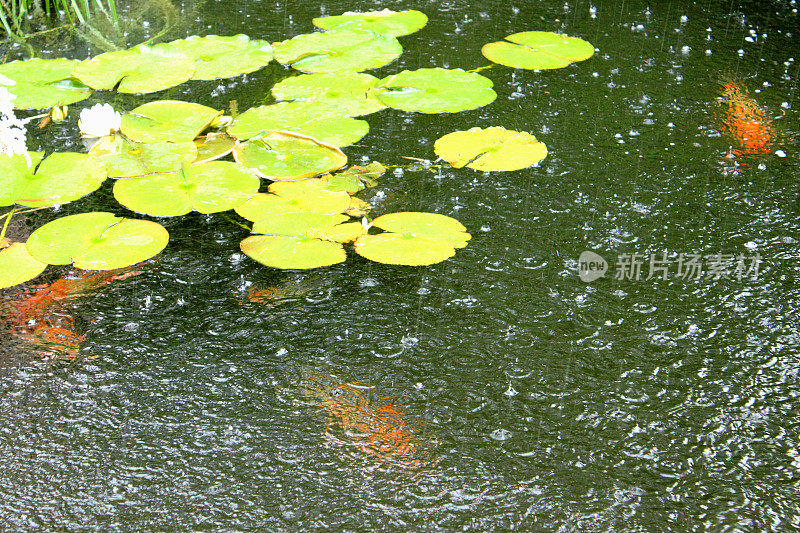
[491,428,512,441]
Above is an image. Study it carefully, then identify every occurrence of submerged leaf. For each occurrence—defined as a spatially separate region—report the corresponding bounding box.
[0,152,106,208]
[354,212,470,266]
[233,131,347,181]
[0,59,91,109]
[374,68,497,113]
[89,136,198,178]
[274,29,402,73]
[166,34,273,80]
[272,72,386,116]
[0,242,48,288]
[113,161,259,216]
[73,44,195,93]
[434,126,548,171]
[481,31,595,70]
[227,101,369,146]
[26,212,169,270]
[313,9,428,37]
[121,100,221,143]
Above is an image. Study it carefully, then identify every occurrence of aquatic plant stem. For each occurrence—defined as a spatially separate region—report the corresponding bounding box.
[0,206,17,243]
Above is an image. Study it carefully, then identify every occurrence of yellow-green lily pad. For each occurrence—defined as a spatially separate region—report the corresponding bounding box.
[0,152,106,208]
[313,9,428,37]
[374,68,496,113]
[481,31,595,70]
[120,100,221,143]
[269,178,352,213]
[89,135,198,178]
[271,72,386,116]
[0,242,48,288]
[113,161,259,216]
[226,101,369,147]
[167,34,273,80]
[241,235,346,270]
[322,162,386,193]
[26,212,169,270]
[194,133,236,164]
[354,212,470,266]
[72,44,195,93]
[0,59,91,110]
[434,126,548,171]
[274,29,402,73]
[233,131,347,181]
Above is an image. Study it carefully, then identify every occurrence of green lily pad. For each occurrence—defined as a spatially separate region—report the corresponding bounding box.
[227,101,369,147]
[167,34,273,80]
[272,72,386,116]
[0,59,91,109]
[241,235,346,270]
[344,196,371,217]
[374,68,497,113]
[26,212,169,270]
[274,29,402,73]
[240,211,362,270]
[313,9,428,37]
[233,131,347,181]
[194,133,236,163]
[121,100,221,143]
[270,178,352,213]
[0,242,48,288]
[354,212,471,266]
[0,152,106,208]
[434,126,548,171]
[113,161,259,216]
[89,135,198,178]
[72,44,195,93]
[481,31,595,70]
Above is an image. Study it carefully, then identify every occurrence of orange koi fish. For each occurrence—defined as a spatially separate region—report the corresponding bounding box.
[718,79,776,160]
[298,371,437,470]
[2,266,144,359]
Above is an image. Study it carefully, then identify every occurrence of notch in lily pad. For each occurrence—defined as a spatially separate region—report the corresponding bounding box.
[482,31,595,70]
[434,127,547,171]
[241,212,365,270]
[113,161,260,217]
[0,152,106,208]
[274,29,402,73]
[166,34,273,80]
[73,44,196,93]
[271,72,386,116]
[374,68,497,113]
[227,101,369,147]
[233,131,347,181]
[0,58,92,110]
[120,100,221,143]
[313,9,428,37]
[26,212,169,270]
[354,212,470,266]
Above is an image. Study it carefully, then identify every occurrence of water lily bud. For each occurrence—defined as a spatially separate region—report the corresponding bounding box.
[78,103,122,138]
[49,105,68,123]
[210,114,232,129]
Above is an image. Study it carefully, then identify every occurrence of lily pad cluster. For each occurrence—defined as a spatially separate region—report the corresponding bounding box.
[0,7,607,286]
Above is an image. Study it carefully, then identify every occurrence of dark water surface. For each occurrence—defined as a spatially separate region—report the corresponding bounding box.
[2,0,800,530]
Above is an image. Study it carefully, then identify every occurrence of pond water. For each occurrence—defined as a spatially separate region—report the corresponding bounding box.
[2,0,800,530]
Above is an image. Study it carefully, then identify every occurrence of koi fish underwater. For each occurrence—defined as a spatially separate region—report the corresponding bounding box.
[293,370,438,471]
[716,78,781,172]
[1,266,144,359]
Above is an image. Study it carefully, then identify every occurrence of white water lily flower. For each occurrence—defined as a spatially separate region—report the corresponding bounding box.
[78,103,121,138]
